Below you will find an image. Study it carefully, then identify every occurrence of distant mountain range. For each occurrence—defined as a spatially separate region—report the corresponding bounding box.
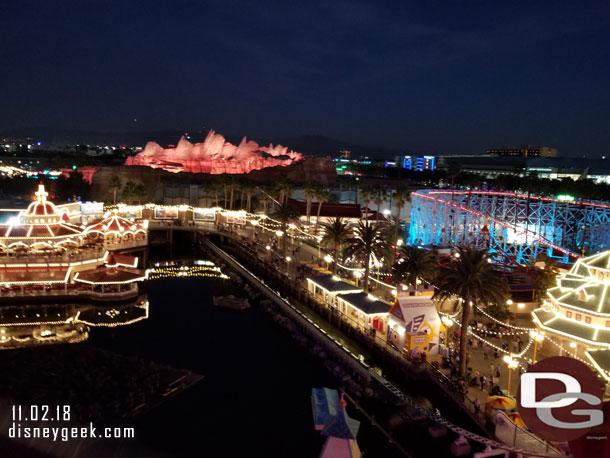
[0,127,406,157]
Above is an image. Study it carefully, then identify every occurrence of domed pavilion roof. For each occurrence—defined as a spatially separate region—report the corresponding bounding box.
[22,185,62,224]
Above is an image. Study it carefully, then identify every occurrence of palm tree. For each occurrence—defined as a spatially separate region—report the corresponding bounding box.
[275,177,294,206]
[242,181,255,213]
[218,175,229,208]
[122,181,138,204]
[133,183,147,204]
[447,162,461,194]
[391,185,410,256]
[109,175,122,204]
[314,188,331,231]
[343,222,390,291]
[228,176,237,210]
[359,185,374,220]
[434,247,509,376]
[271,204,297,257]
[302,181,319,225]
[209,180,222,207]
[372,186,387,223]
[321,217,350,274]
[393,246,437,292]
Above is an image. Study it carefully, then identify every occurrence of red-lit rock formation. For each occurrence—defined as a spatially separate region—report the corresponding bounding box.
[124,130,303,174]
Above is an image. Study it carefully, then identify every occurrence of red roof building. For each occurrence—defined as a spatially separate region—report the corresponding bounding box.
[0,185,84,248]
[286,198,386,223]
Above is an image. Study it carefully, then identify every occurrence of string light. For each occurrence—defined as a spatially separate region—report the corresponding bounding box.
[147,265,229,280]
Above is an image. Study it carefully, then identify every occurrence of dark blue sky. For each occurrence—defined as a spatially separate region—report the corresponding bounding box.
[1,0,609,155]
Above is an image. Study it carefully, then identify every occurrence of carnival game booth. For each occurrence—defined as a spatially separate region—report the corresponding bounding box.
[335,292,391,337]
[83,214,147,249]
[387,293,443,356]
[307,274,361,309]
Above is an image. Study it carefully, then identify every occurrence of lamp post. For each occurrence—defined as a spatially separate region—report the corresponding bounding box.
[503,354,519,395]
[354,271,363,287]
[276,230,283,250]
[250,219,258,240]
[441,316,453,348]
[285,256,291,276]
[530,329,544,364]
[324,255,332,271]
[569,341,577,357]
[317,236,322,260]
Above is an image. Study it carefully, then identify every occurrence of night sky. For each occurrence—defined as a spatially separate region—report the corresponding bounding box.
[2,1,610,155]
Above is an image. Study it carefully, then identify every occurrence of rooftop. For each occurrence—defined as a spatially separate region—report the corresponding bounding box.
[547,252,610,315]
[336,292,392,315]
[532,308,610,346]
[308,274,361,293]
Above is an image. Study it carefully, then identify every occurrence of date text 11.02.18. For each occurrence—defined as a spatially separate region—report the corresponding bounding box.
[11,405,71,422]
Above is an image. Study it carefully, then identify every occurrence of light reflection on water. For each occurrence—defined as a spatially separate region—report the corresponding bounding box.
[0,296,149,349]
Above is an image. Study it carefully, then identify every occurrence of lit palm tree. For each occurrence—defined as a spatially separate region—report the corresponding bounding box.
[302,181,319,225]
[314,187,331,231]
[343,222,390,291]
[274,177,294,206]
[372,186,387,223]
[434,247,509,376]
[271,204,297,257]
[109,175,122,204]
[393,246,437,292]
[359,185,374,220]
[321,217,350,274]
[391,185,411,257]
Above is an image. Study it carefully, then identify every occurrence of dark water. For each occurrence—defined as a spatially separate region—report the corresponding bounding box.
[90,276,340,458]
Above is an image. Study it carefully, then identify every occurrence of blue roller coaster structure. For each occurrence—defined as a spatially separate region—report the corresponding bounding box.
[408,190,610,264]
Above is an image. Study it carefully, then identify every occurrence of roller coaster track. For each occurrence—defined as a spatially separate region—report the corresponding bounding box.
[407,190,610,264]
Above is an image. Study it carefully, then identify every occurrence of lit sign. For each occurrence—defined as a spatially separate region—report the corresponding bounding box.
[557,195,575,202]
[80,202,104,214]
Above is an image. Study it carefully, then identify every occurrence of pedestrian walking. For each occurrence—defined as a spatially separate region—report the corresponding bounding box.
[493,348,499,360]
[483,345,489,360]
[518,337,523,353]
[512,338,518,353]
[495,365,501,379]
[474,398,481,414]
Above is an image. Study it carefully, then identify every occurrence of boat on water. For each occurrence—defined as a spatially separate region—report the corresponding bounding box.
[212,295,250,310]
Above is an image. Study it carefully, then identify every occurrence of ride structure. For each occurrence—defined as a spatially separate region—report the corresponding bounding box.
[408,190,610,265]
